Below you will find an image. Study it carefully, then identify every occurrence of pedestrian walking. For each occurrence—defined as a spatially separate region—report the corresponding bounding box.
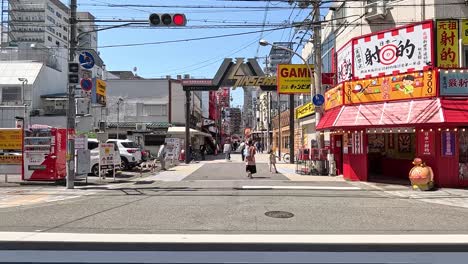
[158,142,167,171]
[240,141,246,161]
[268,149,278,173]
[245,140,257,178]
[200,144,206,160]
[223,140,232,161]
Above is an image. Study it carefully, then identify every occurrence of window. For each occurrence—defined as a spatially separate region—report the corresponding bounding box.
[47,4,54,12]
[63,35,67,41]
[58,32,61,37]
[56,41,59,46]
[121,141,139,148]
[56,12,62,18]
[1,87,21,102]
[63,26,67,32]
[47,16,55,24]
[47,36,52,41]
[63,17,68,23]
[87,141,98,150]
[143,104,167,116]
[47,26,55,33]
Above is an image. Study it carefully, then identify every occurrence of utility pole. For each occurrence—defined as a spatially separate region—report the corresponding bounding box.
[277,92,281,161]
[66,0,77,189]
[185,90,190,164]
[312,1,325,173]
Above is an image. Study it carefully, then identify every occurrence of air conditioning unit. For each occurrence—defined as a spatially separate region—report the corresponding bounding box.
[136,123,146,131]
[365,1,387,21]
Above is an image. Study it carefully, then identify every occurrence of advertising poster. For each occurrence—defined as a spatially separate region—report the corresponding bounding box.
[462,20,468,45]
[353,21,433,79]
[436,20,459,68]
[99,143,115,167]
[439,69,468,96]
[344,70,436,104]
[165,138,180,160]
[277,64,313,94]
[337,41,353,83]
[324,84,343,111]
[295,102,315,119]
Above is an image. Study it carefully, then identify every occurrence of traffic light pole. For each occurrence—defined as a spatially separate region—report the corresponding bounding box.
[67,0,77,189]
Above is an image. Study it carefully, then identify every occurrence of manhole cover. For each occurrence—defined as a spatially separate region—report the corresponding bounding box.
[265,211,294,219]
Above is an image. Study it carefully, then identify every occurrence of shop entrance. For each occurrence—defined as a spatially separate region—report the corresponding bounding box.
[367,132,414,185]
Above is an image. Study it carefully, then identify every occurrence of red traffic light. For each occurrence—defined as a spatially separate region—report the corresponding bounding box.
[173,14,186,26]
[149,13,186,27]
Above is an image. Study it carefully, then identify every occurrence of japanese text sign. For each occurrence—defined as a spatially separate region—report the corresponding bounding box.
[337,41,353,83]
[439,69,468,96]
[353,21,433,79]
[442,131,455,156]
[0,155,22,165]
[99,143,115,166]
[92,79,107,106]
[418,131,435,156]
[295,102,315,119]
[462,20,468,45]
[344,70,436,104]
[0,129,22,150]
[324,84,343,111]
[277,64,313,94]
[436,20,459,68]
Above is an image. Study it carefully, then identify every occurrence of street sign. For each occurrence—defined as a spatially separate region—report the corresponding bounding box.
[78,51,95,69]
[99,143,115,166]
[277,64,313,94]
[313,94,325,106]
[80,78,93,92]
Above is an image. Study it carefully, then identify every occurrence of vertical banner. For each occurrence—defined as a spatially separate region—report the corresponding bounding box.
[462,20,468,45]
[418,131,435,156]
[436,20,459,68]
[337,41,353,83]
[442,131,456,156]
[352,132,363,154]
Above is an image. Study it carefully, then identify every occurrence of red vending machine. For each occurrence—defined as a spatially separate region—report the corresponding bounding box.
[22,126,67,181]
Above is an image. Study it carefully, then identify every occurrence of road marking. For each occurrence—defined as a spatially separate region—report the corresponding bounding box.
[240,186,360,190]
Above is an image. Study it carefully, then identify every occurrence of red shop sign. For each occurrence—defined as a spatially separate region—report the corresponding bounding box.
[418,131,435,156]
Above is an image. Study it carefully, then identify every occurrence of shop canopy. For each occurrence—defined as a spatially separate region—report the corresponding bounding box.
[167,127,212,137]
[316,98,468,130]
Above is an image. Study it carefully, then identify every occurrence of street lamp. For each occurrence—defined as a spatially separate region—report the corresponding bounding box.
[18,78,28,127]
[116,97,124,139]
[259,39,315,164]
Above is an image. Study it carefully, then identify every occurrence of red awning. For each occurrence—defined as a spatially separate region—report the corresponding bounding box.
[441,99,468,124]
[317,98,445,130]
[316,106,342,130]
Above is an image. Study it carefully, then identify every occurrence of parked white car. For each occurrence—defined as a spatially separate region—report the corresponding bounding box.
[88,139,121,176]
[106,139,142,170]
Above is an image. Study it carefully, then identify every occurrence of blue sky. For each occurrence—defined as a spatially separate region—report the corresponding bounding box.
[73,0,312,107]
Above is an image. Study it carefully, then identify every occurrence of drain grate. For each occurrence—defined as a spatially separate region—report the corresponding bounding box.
[134,180,155,185]
[265,211,294,219]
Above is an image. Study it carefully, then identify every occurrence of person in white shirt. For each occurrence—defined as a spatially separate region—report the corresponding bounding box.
[223,140,232,161]
[158,142,167,170]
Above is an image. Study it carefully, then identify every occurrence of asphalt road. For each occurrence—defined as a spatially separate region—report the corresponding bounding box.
[1,159,468,234]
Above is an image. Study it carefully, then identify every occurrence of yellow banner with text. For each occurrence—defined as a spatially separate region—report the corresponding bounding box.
[277,64,313,94]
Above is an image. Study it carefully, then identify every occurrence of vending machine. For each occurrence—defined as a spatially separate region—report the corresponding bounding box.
[22,126,67,181]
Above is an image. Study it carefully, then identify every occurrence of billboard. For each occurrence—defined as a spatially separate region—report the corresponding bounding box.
[462,20,468,45]
[295,102,315,119]
[344,70,436,104]
[353,21,433,79]
[336,40,353,84]
[439,69,468,96]
[436,20,459,68]
[324,84,344,111]
[277,64,313,94]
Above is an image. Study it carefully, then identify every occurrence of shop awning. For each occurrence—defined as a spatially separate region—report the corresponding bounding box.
[441,99,468,124]
[317,98,445,130]
[316,106,342,130]
[167,126,212,137]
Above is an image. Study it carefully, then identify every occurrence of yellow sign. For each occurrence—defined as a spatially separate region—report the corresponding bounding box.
[96,79,106,96]
[462,20,468,45]
[0,129,22,150]
[436,20,459,68]
[0,155,22,164]
[344,70,436,104]
[295,102,315,119]
[324,84,343,111]
[277,64,313,94]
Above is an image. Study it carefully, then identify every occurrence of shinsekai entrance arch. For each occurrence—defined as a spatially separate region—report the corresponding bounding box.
[181,58,276,163]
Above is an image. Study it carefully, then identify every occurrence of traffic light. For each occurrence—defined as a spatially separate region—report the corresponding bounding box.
[68,62,79,84]
[149,13,186,26]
